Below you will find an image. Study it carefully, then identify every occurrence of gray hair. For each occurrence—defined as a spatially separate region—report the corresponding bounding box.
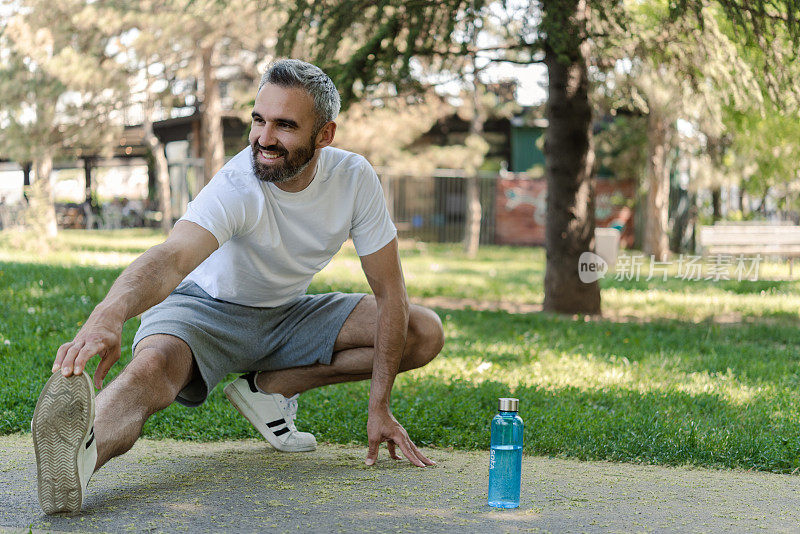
[258,59,341,131]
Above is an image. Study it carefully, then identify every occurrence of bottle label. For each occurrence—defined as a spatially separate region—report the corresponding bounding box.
[489,449,496,470]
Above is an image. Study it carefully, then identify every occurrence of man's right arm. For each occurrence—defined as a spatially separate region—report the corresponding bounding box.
[53,221,219,389]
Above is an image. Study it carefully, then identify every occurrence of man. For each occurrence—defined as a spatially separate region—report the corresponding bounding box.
[31,59,444,515]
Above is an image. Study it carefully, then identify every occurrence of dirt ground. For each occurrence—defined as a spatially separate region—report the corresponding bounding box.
[2,434,799,533]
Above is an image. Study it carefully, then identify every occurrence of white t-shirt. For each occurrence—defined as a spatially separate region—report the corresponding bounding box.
[179,146,397,307]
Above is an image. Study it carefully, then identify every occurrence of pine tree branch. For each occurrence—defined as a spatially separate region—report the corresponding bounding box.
[466,41,542,54]
[718,0,797,25]
[483,57,546,65]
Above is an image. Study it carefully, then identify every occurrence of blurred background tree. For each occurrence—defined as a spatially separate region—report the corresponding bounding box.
[278,0,534,258]
[724,106,800,219]
[3,0,287,232]
[72,0,284,229]
[594,2,764,260]
[275,0,799,314]
[0,0,122,237]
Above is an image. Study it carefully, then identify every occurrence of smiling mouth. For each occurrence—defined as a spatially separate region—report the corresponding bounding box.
[258,149,285,162]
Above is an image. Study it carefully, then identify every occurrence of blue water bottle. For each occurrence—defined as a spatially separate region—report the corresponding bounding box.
[488,397,523,508]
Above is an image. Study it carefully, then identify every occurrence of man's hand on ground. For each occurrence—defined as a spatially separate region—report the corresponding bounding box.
[365,407,435,467]
[52,312,123,390]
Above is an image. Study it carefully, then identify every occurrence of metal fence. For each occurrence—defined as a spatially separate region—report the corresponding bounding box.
[168,158,205,220]
[166,163,524,245]
[0,201,26,230]
[0,164,529,243]
[378,170,506,244]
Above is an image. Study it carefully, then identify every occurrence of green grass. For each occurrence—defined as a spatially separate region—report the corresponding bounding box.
[2,229,800,473]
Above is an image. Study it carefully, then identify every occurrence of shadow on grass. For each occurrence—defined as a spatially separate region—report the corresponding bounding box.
[139,307,800,473]
[601,274,800,296]
[389,376,800,473]
[439,307,800,382]
[136,373,800,474]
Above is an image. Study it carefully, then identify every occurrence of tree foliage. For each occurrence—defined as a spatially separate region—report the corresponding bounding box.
[276,0,538,107]
[334,91,456,171]
[722,104,800,214]
[0,0,123,164]
[591,2,769,257]
[3,0,290,232]
[271,0,800,313]
[0,0,124,236]
[88,0,281,182]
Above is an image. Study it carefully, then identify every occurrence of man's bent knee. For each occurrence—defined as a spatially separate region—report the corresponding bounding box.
[402,306,444,370]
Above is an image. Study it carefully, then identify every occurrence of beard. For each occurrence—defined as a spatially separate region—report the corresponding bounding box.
[251,137,316,184]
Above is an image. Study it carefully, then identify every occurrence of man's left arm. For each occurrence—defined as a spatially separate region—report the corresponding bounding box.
[360,237,435,467]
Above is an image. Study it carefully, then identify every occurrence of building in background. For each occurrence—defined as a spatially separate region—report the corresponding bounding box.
[1,85,638,245]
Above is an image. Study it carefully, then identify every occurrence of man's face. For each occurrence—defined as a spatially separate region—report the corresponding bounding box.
[248,83,320,183]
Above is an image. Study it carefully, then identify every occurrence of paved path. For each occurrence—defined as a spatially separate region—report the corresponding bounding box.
[2,434,800,533]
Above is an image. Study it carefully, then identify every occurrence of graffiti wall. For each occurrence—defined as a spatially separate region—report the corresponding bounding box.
[494,178,636,247]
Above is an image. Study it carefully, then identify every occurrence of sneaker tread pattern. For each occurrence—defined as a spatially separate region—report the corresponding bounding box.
[32,373,92,514]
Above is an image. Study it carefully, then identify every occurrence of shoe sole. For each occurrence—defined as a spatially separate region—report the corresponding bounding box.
[32,372,95,514]
[223,383,315,452]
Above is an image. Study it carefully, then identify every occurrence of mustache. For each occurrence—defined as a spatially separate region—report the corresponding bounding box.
[253,142,288,157]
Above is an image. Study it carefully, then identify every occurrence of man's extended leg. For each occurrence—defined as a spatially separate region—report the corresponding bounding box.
[255,297,444,397]
[33,333,195,513]
[93,334,196,469]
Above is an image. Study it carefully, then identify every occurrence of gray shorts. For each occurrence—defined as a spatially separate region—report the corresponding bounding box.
[133,282,365,407]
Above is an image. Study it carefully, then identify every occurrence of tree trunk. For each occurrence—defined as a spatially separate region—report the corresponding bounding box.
[143,115,172,233]
[147,153,157,209]
[757,189,769,215]
[464,75,485,258]
[464,175,481,257]
[687,192,698,254]
[201,45,225,186]
[542,0,600,315]
[739,188,747,217]
[22,162,32,187]
[711,187,722,222]
[83,157,98,229]
[83,157,94,204]
[643,113,671,260]
[32,151,58,237]
[21,162,32,205]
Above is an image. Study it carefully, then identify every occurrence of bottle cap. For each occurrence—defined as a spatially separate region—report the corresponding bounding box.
[498,397,519,412]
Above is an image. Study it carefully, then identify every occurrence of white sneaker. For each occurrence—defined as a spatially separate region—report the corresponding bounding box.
[224,372,317,452]
[32,371,97,515]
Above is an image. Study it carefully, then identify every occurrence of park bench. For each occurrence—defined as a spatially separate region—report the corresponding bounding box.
[698,222,800,277]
